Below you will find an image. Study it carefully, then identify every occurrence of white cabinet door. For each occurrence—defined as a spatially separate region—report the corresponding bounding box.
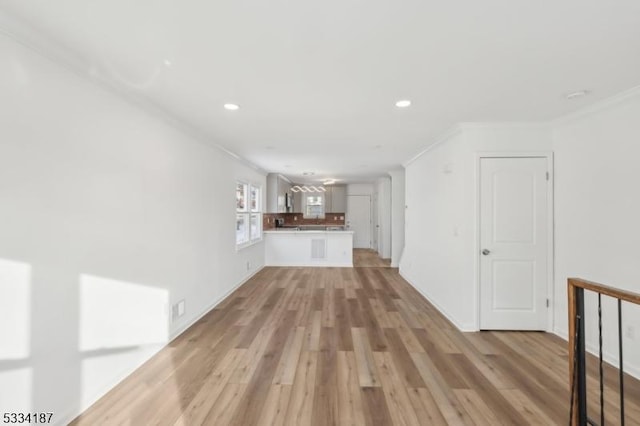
[324,187,333,213]
[479,157,549,330]
[331,185,346,212]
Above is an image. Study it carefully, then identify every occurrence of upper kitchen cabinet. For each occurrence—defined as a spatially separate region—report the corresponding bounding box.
[328,185,346,212]
[292,190,303,213]
[266,173,292,213]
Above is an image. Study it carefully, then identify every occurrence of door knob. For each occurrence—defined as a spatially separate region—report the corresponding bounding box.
[482,249,491,256]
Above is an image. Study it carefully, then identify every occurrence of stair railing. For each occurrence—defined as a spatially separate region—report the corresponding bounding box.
[568,278,640,426]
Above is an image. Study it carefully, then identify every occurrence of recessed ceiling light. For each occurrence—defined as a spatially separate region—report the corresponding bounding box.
[566,90,590,100]
[395,100,411,108]
[163,59,172,67]
[224,103,240,110]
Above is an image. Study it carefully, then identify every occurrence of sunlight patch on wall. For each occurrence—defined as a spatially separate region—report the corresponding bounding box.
[79,274,169,351]
[0,368,32,412]
[0,259,31,360]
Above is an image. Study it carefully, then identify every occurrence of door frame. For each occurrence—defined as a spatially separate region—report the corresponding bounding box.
[474,152,554,332]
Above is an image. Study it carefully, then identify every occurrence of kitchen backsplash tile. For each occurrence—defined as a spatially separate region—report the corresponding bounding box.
[263,212,345,230]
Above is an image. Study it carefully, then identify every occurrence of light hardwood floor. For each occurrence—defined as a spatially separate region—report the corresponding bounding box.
[72,267,640,425]
[353,249,391,267]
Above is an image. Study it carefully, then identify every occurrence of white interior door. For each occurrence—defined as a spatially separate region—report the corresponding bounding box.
[346,195,371,249]
[479,157,549,330]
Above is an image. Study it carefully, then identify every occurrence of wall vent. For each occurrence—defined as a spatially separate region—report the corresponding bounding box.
[311,239,326,260]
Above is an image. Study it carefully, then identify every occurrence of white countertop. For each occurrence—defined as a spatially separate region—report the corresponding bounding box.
[264,230,354,234]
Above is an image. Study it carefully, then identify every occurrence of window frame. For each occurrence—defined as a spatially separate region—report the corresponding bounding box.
[303,193,325,219]
[236,181,263,249]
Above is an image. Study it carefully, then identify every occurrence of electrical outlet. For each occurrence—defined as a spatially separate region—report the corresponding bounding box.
[172,299,186,322]
[294,216,297,221]
[340,216,344,220]
[334,216,337,220]
[626,325,635,339]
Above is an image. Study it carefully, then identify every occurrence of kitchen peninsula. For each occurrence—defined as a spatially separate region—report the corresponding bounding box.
[264,228,353,267]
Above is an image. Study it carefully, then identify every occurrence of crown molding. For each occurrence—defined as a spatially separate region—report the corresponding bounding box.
[0,10,266,175]
[402,124,464,167]
[551,85,640,126]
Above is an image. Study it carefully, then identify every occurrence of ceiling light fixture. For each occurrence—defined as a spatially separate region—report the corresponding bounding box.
[566,90,590,100]
[224,103,240,110]
[395,99,411,108]
[163,59,172,67]
[323,179,336,185]
[292,185,326,193]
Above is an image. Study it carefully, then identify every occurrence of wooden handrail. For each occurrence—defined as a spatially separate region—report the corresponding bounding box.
[569,278,640,305]
[568,278,640,425]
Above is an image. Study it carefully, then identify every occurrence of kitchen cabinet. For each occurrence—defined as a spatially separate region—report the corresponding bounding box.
[266,173,292,213]
[323,185,346,213]
[329,185,346,212]
[292,189,303,213]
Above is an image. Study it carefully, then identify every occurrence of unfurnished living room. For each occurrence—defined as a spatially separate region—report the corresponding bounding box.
[1,1,640,425]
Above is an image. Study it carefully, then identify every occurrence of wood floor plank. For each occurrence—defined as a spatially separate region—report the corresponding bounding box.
[453,389,503,426]
[201,383,247,425]
[303,310,322,351]
[173,347,246,425]
[257,385,293,426]
[410,351,477,425]
[383,328,426,388]
[406,387,448,426]
[73,265,640,426]
[373,351,422,426]
[336,351,366,426]
[360,387,393,426]
[272,326,306,385]
[229,310,296,425]
[351,327,380,387]
[285,351,318,426]
[499,388,557,425]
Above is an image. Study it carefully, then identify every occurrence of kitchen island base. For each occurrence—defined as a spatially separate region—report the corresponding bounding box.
[264,230,353,267]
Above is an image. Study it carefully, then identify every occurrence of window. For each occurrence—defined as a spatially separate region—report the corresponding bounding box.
[304,194,325,218]
[236,182,262,247]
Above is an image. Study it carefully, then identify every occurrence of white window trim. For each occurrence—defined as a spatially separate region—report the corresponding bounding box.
[236,181,263,250]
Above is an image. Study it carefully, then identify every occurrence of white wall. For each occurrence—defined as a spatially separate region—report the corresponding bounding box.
[346,183,374,196]
[0,33,265,424]
[389,169,405,267]
[552,88,640,376]
[376,177,392,259]
[400,124,552,330]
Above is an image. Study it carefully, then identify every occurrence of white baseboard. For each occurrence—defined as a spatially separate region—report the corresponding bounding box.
[399,270,477,332]
[169,265,265,340]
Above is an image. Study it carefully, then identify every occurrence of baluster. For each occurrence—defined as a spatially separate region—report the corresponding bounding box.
[576,287,587,425]
[618,299,625,425]
[598,294,604,425]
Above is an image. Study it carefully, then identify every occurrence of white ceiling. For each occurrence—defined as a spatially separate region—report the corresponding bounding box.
[2,0,640,183]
